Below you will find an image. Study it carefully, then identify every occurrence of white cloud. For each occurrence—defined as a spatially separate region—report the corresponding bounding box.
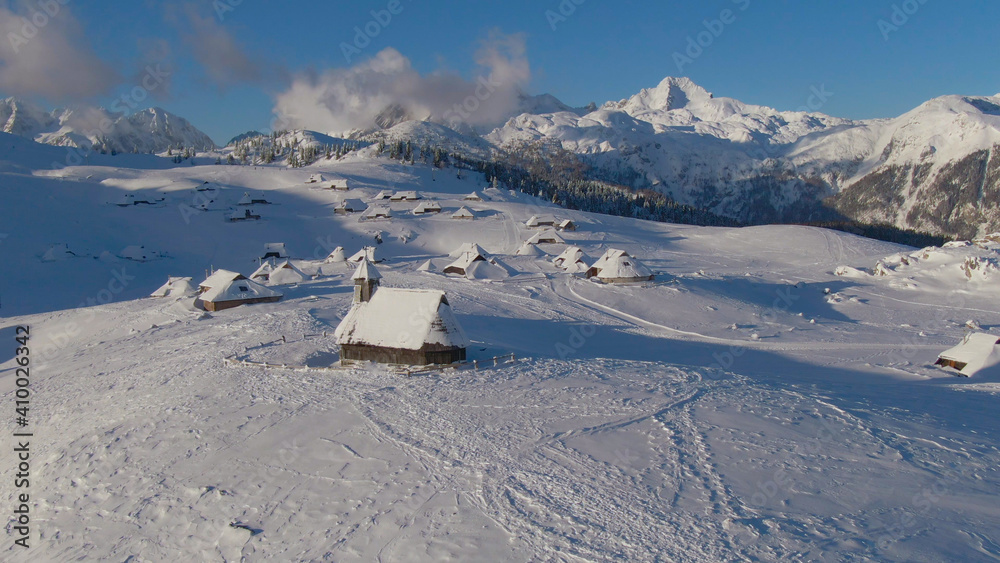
[272,31,532,134]
[177,3,264,88]
[0,3,119,100]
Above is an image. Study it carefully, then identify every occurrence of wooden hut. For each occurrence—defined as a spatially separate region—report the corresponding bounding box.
[195,270,283,311]
[586,249,654,283]
[413,201,443,215]
[935,333,1000,376]
[335,282,469,365]
[451,206,475,220]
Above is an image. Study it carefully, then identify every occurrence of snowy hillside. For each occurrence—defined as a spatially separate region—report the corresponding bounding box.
[2,135,1000,561]
[0,98,216,154]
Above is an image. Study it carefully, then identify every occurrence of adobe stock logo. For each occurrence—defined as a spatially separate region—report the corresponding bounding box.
[672,0,751,73]
[878,0,931,41]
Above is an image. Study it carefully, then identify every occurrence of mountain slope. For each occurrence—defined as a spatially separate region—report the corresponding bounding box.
[3,149,1000,560]
[483,78,1000,237]
[0,97,216,154]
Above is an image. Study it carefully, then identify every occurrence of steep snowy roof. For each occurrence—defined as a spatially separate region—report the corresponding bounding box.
[373,190,392,200]
[526,230,565,244]
[554,246,588,271]
[237,192,253,205]
[390,190,420,200]
[325,246,346,262]
[413,201,442,214]
[336,198,367,211]
[348,246,377,263]
[445,250,487,272]
[352,257,382,281]
[589,249,630,272]
[199,269,244,290]
[268,260,308,285]
[335,288,470,350]
[451,206,475,218]
[449,242,488,258]
[200,276,282,303]
[464,191,483,201]
[937,332,1000,376]
[466,258,514,280]
[526,215,558,227]
[250,260,275,280]
[595,251,653,281]
[150,276,194,298]
[515,241,543,256]
[364,205,392,218]
[41,243,75,262]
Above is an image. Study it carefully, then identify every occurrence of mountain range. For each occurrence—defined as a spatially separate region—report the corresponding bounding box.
[6,77,1000,239]
[0,97,215,155]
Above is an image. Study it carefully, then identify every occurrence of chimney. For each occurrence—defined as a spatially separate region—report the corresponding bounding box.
[351,255,381,303]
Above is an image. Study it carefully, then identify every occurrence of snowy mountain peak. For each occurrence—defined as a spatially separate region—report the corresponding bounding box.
[0,97,215,153]
[608,76,714,114]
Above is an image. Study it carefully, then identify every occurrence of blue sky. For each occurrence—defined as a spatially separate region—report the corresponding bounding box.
[2,0,997,144]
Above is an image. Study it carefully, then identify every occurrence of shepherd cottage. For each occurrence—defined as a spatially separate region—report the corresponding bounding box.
[935,332,1000,376]
[335,260,469,365]
[195,270,283,311]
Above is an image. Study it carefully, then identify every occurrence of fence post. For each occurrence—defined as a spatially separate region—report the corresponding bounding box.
[473,360,478,370]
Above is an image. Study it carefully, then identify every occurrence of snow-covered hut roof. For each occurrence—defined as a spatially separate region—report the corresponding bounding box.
[335,288,470,351]
[413,201,442,214]
[251,260,275,281]
[352,257,382,281]
[390,190,420,201]
[336,198,367,212]
[150,276,194,298]
[330,178,349,189]
[201,276,283,304]
[199,269,244,291]
[348,246,377,263]
[526,230,565,245]
[554,246,588,272]
[41,243,75,262]
[515,241,543,256]
[268,260,308,285]
[936,332,1000,376]
[364,205,392,219]
[464,191,483,201]
[466,258,514,280]
[526,215,557,228]
[237,192,253,205]
[229,208,258,221]
[325,246,346,263]
[451,206,475,219]
[445,250,487,273]
[449,242,489,258]
[373,190,392,200]
[307,173,325,183]
[590,249,653,282]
